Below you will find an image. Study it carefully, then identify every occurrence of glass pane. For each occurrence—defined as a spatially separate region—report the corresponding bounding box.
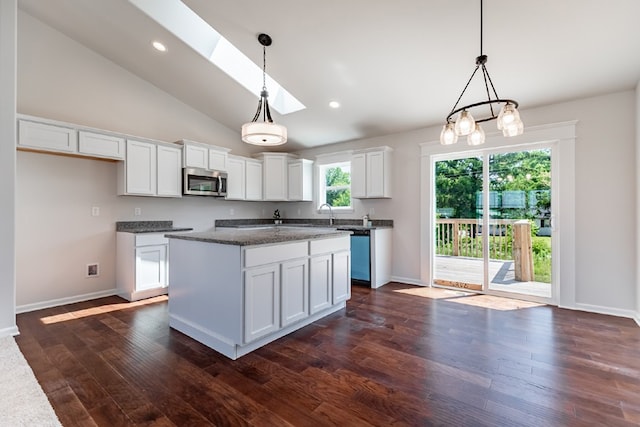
[487,149,552,298]
[434,156,484,291]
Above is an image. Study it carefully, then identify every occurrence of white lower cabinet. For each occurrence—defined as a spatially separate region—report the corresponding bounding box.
[244,264,280,343]
[309,254,332,314]
[332,251,351,303]
[281,259,309,326]
[135,245,167,291]
[117,232,169,301]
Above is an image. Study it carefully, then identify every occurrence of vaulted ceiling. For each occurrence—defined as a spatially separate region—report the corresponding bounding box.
[18,0,640,150]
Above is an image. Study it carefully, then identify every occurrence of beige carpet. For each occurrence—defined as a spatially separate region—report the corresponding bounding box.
[0,336,61,427]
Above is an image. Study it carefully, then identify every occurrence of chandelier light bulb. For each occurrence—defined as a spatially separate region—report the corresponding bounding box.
[440,123,458,145]
[467,123,485,145]
[497,103,520,130]
[455,110,475,136]
[502,119,524,137]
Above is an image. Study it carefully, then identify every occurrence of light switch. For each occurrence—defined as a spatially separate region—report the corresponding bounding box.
[91,206,100,217]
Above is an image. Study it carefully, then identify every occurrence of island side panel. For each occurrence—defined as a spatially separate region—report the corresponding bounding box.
[168,239,243,351]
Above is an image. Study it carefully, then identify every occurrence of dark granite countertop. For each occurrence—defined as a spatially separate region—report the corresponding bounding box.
[165,226,351,246]
[215,218,393,230]
[116,221,193,234]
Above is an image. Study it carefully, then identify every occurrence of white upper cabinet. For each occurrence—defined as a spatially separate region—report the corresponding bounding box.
[225,155,246,200]
[122,139,157,196]
[179,139,230,171]
[17,116,124,160]
[78,131,125,160]
[288,159,313,201]
[18,120,77,153]
[351,146,393,198]
[254,153,296,201]
[245,159,263,201]
[183,144,208,169]
[118,139,182,198]
[209,148,228,171]
[156,144,182,197]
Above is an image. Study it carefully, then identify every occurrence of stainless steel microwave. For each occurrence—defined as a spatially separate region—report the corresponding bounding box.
[183,167,227,197]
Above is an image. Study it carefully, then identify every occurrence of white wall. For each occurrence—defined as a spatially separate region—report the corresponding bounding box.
[14,11,278,310]
[297,90,638,316]
[636,80,640,325]
[0,0,17,336]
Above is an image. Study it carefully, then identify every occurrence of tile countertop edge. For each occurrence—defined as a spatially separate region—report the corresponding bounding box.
[165,229,352,247]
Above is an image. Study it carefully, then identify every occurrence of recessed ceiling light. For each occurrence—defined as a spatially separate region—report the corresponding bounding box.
[152,41,167,52]
[329,101,340,109]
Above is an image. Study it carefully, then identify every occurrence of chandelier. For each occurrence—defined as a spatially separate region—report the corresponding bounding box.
[440,0,523,146]
[241,33,287,146]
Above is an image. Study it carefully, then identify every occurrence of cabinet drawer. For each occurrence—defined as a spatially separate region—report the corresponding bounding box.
[135,233,169,246]
[244,241,308,268]
[18,120,77,153]
[78,131,125,159]
[310,236,350,255]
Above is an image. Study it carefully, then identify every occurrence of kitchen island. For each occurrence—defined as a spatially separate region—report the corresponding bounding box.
[166,227,351,360]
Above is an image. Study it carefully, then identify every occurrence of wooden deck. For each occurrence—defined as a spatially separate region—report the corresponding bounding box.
[435,255,552,298]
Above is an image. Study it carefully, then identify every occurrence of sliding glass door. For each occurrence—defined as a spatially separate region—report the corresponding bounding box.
[433,146,553,302]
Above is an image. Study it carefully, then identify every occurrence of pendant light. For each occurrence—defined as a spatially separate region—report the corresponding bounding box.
[440,0,524,146]
[241,33,287,146]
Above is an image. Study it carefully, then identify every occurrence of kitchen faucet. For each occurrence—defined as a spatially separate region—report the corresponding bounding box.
[319,203,335,226]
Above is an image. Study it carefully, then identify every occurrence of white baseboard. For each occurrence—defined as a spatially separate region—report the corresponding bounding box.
[390,276,426,286]
[634,312,640,327]
[568,302,638,322]
[0,325,19,338]
[16,288,118,314]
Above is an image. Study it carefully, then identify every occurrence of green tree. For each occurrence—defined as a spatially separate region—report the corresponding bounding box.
[325,166,351,207]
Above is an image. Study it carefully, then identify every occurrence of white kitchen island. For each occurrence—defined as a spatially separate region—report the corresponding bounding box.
[166,227,351,360]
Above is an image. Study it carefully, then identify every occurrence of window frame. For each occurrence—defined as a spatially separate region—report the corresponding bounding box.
[315,158,354,213]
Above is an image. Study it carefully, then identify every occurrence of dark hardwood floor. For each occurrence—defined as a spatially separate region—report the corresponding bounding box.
[15,283,640,426]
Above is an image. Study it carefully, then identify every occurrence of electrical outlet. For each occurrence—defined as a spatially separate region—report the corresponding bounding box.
[86,263,99,278]
[230,208,235,216]
[91,206,100,217]
[370,208,375,216]
[134,207,141,216]
[297,209,301,215]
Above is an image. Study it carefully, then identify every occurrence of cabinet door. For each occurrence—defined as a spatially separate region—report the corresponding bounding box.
[244,265,280,343]
[281,259,309,326]
[126,140,157,195]
[245,160,263,201]
[309,255,332,314]
[184,144,208,169]
[288,161,303,201]
[78,131,125,160]
[135,245,167,291]
[157,145,182,197]
[208,150,227,171]
[332,251,351,304]
[18,120,77,153]
[226,156,246,200]
[351,153,366,198]
[263,155,288,200]
[367,151,385,197]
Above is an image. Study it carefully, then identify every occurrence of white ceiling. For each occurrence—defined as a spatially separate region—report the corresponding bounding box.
[17,0,640,150]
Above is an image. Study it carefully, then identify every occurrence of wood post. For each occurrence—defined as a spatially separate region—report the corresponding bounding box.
[513,220,534,281]
[452,220,459,256]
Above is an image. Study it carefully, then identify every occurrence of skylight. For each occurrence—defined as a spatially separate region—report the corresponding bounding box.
[128,0,305,115]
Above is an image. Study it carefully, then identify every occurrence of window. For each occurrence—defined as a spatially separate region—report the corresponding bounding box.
[318,162,351,210]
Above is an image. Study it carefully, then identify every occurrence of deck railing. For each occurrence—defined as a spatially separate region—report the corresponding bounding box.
[435,218,518,259]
